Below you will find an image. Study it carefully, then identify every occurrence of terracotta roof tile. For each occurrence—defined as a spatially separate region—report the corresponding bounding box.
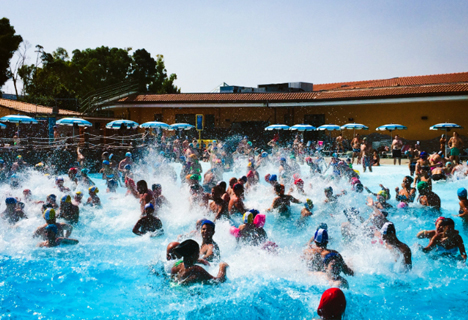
[0,98,81,116]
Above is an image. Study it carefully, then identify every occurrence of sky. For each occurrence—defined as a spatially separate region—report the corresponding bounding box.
[2,0,468,93]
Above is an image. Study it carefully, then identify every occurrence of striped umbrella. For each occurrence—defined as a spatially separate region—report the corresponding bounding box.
[430,123,464,155]
[106,119,139,129]
[317,124,341,131]
[341,123,369,130]
[0,114,39,138]
[0,123,6,129]
[140,121,171,130]
[170,123,195,131]
[376,124,407,132]
[265,124,290,131]
[289,124,316,131]
[56,117,92,138]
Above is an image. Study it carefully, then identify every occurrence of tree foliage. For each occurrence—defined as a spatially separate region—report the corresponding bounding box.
[19,46,179,109]
[0,18,23,89]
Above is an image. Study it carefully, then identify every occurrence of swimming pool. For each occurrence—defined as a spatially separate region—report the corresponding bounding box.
[1,159,467,319]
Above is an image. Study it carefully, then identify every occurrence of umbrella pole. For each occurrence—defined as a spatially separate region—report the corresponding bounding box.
[445,129,448,158]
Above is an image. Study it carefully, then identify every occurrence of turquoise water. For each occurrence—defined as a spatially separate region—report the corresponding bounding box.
[1,159,467,319]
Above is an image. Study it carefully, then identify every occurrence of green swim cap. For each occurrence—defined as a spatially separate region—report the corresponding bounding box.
[417,181,429,191]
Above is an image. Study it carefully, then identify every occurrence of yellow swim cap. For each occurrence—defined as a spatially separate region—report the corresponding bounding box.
[243,212,253,224]
[89,186,99,194]
[43,208,56,220]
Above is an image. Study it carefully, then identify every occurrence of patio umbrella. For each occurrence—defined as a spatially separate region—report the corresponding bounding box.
[265,124,290,131]
[430,122,464,155]
[170,123,195,131]
[139,121,171,130]
[106,119,139,129]
[375,124,407,133]
[341,123,369,137]
[56,117,92,138]
[0,114,39,138]
[317,124,341,131]
[289,124,316,131]
[0,123,6,129]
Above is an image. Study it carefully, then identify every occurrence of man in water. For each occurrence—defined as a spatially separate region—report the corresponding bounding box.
[380,222,412,271]
[58,195,79,224]
[448,131,463,164]
[417,181,441,209]
[210,186,229,221]
[1,197,27,224]
[267,184,301,215]
[86,186,101,207]
[38,224,79,248]
[199,220,220,262]
[228,183,247,215]
[422,218,467,261]
[137,180,155,213]
[336,134,344,153]
[132,203,164,236]
[119,152,134,172]
[391,135,403,165]
[171,239,229,284]
[34,208,73,239]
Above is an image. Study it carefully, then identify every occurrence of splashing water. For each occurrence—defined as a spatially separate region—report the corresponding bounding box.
[0,157,467,319]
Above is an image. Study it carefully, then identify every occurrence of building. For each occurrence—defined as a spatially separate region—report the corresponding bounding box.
[103,72,468,142]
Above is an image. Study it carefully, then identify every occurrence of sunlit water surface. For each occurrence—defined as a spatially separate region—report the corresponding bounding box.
[1,159,467,319]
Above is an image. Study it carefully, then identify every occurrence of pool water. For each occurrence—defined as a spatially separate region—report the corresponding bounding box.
[1,158,467,319]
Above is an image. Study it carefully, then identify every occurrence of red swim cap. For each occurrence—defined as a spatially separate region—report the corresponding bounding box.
[247,170,255,178]
[317,288,346,319]
[264,174,271,183]
[293,173,300,180]
[294,178,304,185]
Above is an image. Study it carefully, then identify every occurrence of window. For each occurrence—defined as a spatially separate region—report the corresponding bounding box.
[175,114,195,125]
[205,114,215,129]
[304,114,325,127]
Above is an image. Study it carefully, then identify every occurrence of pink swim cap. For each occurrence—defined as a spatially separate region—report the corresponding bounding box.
[254,214,266,228]
[229,226,240,238]
[397,202,407,209]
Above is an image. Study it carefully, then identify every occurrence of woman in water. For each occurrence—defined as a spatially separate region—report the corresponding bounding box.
[171,239,228,284]
[456,188,468,220]
[38,224,79,248]
[422,218,467,261]
[86,186,101,207]
[267,184,301,216]
[395,176,416,204]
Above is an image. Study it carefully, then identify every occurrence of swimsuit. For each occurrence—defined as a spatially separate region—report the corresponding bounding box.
[364,156,371,167]
[436,245,458,255]
[323,252,338,266]
[451,147,460,156]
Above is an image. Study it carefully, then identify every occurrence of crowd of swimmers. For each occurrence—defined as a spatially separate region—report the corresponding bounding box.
[2,133,468,319]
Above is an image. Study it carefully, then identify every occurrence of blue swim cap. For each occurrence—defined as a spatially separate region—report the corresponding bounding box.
[280,157,286,162]
[248,209,259,217]
[81,168,89,175]
[457,188,467,198]
[144,203,154,210]
[180,156,186,161]
[201,219,215,230]
[262,152,268,158]
[124,164,131,170]
[102,160,110,165]
[5,197,17,205]
[332,153,338,158]
[0,159,4,164]
[45,224,58,235]
[159,151,165,156]
[314,228,328,244]
[269,174,277,182]
[109,154,113,160]
[125,152,132,157]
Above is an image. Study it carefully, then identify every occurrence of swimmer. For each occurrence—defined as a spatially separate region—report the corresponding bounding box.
[380,222,412,271]
[267,184,301,216]
[365,184,390,200]
[456,188,468,220]
[422,218,467,261]
[42,194,59,210]
[167,241,182,261]
[152,183,170,211]
[395,176,416,203]
[448,131,463,164]
[228,183,247,215]
[417,216,445,239]
[226,177,238,198]
[1,197,27,224]
[324,187,345,203]
[351,133,361,164]
[106,179,118,193]
[86,186,101,207]
[132,203,164,236]
[361,137,372,172]
[125,177,139,198]
[58,195,79,224]
[33,208,73,239]
[292,178,306,195]
[417,181,441,209]
[38,224,79,248]
[137,180,155,213]
[171,239,229,284]
[119,152,134,171]
[80,169,95,186]
[68,167,79,185]
[301,199,314,219]
[238,211,267,245]
[315,288,347,320]
[73,191,83,206]
[55,177,70,192]
[210,186,229,221]
[199,220,220,262]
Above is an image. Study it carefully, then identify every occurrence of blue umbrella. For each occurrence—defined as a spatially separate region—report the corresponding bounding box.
[265,124,290,131]
[317,124,341,131]
[56,117,92,127]
[0,123,6,130]
[376,124,407,132]
[0,114,38,138]
[106,119,139,129]
[140,121,171,130]
[341,123,369,130]
[289,124,316,131]
[170,123,195,131]
[429,123,463,130]
[430,123,463,155]
[0,114,38,124]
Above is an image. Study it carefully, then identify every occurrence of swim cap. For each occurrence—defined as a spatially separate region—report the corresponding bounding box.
[45,224,58,235]
[23,189,31,195]
[269,174,277,182]
[289,154,295,159]
[405,176,414,183]
[68,167,78,174]
[174,239,199,257]
[274,184,285,194]
[247,141,252,146]
[397,202,407,209]
[380,222,395,235]
[253,214,266,228]
[314,228,328,245]
[144,203,154,210]
[262,152,268,158]
[280,157,286,162]
[243,212,254,224]
[318,223,328,230]
[75,191,83,197]
[446,162,452,166]
[346,158,351,162]
[229,226,240,238]
[324,186,333,193]
[48,194,57,201]
[55,177,64,182]
[43,208,56,221]
[107,179,117,187]
[247,170,255,178]
[377,190,388,198]
[108,154,113,160]
[124,164,131,170]
[190,174,201,181]
[159,151,165,156]
[332,153,337,158]
[457,188,467,198]
[305,157,312,164]
[239,176,247,183]
[81,168,89,175]
[102,160,110,165]
[89,186,99,194]
[201,220,215,230]
[435,217,445,225]
[0,159,4,164]
[248,209,259,217]
[264,174,271,182]
[61,195,71,203]
[152,183,162,191]
[17,155,22,159]
[5,197,17,205]
[420,151,428,159]
[304,199,313,210]
[125,152,132,157]
[294,178,304,185]
[417,181,429,191]
[317,288,346,319]
[293,173,300,180]
[233,183,244,192]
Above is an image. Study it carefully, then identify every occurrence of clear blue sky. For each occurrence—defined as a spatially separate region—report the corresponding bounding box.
[2,0,468,93]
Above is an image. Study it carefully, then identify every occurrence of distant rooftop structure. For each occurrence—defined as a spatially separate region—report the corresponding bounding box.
[220,82,313,93]
[0,98,81,116]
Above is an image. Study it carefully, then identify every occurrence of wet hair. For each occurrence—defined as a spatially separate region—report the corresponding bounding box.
[174,239,199,258]
[440,218,455,227]
[405,176,414,183]
[216,181,227,193]
[137,180,148,192]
